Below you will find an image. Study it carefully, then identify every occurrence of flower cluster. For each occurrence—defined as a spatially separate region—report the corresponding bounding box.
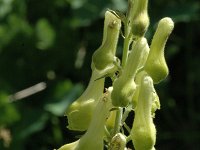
[57,0,174,149]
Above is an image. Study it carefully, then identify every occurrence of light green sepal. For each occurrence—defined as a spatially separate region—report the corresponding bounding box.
[131,0,149,37]
[144,17,174,84]
[75,87,113,150]
[131,75,156,150]
[111,38,149,107]
[92,11,121,77]
[66,69,105,131]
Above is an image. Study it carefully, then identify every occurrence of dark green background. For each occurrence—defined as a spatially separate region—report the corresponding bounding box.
[0,0,199,149]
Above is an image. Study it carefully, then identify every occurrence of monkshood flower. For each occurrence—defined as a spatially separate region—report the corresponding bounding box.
[58,87,113,150]
[92,11,121,78]
[111,37,149,107]
[132,71,160,117]
[144,17,174,84]
[65,66,105,131]
[130,0,149,37]
[131,75,156,150]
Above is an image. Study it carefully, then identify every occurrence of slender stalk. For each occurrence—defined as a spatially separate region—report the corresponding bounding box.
[123,122,131,133]
[126,135,132,143]
[113,3,133,136]
[113,107,123,135]
[121,23,132,67]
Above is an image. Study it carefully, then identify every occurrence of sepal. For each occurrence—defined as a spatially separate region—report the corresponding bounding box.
[66,69,105,131]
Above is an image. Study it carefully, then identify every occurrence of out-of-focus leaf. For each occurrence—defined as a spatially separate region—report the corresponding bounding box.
[0,0,13,19]
[163,2,200,22]
[0,92,20,125]
[67,0,87,9]
[111,0,127,12]
[16,113,49,139]
[45,83,83,116]
[36,18,55,50]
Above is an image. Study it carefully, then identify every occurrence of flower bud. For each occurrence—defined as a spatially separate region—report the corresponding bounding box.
[131,0,149,37]
[75,87,113,150]
[111,38,149,107]
[111,77,136,107]
[144,17,174,84]
[131,75,156,150]
[110,133,126,150]
[66,69,105,131]
[92,11,121,76]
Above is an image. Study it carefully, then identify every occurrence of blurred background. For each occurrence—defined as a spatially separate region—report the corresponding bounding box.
[0,0,200,149]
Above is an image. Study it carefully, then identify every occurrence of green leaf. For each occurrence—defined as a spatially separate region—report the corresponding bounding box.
[36,19,55,50]
[45,83,83,116]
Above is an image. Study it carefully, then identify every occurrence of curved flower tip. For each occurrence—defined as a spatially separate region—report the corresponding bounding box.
[66,69,105,131]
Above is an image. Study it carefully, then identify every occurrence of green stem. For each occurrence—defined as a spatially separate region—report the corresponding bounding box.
[113,108,122,135]
[121,25,132,67]
[113,11,133,136]
[104,125,111,139]
[123,122,131,133]
[126,135,132,143]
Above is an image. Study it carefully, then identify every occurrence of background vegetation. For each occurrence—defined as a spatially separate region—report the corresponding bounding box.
[0,0,199,149]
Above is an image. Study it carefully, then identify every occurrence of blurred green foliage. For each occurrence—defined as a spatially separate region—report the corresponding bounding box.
[0,0,199,149]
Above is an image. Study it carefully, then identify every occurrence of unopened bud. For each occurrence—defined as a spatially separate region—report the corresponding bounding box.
[131,0,149,37]
[144,17,174,84]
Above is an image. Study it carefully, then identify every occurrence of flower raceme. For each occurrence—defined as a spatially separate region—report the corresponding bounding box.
[58,0,174,149]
